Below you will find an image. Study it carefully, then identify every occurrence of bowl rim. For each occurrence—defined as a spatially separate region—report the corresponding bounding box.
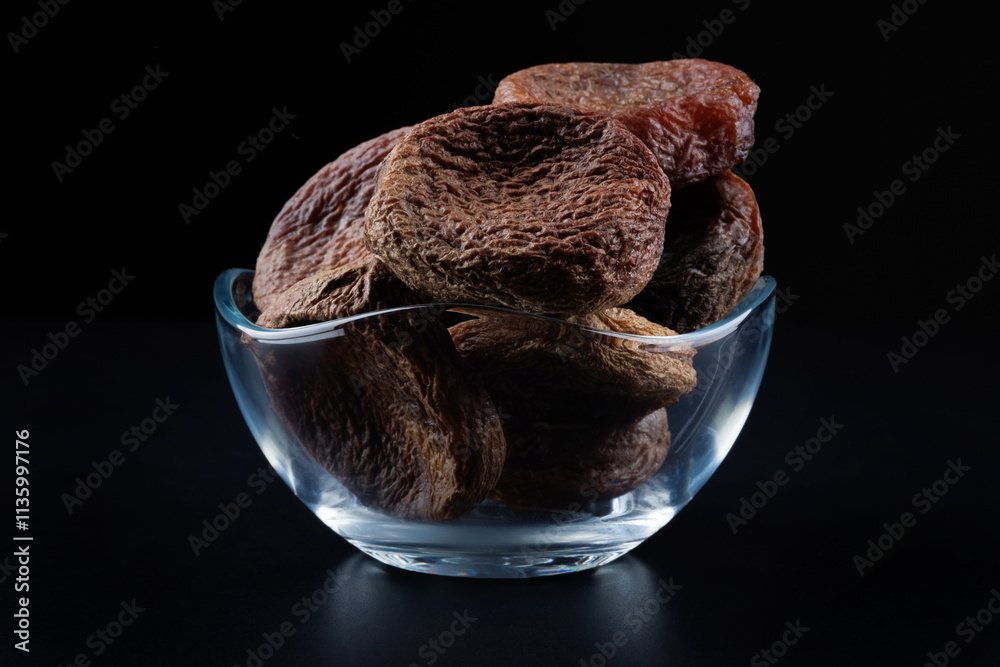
[215,268,776,347]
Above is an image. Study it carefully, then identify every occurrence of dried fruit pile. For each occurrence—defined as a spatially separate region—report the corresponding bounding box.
[248,59,764,521]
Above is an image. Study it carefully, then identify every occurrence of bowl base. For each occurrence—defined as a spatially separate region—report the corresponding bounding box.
[352,542,642,578]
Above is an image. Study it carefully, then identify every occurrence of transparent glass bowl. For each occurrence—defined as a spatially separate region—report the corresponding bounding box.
[214,269,776,578]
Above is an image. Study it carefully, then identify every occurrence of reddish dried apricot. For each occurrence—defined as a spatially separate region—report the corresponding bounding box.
[252,126,411,312]
[493,60,759,188]
[364,102,671,316]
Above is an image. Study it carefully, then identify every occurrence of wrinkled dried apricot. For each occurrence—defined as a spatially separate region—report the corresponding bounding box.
[365,102,671,316]
[493,59,759,188]
[255,257,418,328]
[252,126,411,312]
[489,409,670,509]
[253,259,506,521]
[449,306,696,424]
[626,171,763,333]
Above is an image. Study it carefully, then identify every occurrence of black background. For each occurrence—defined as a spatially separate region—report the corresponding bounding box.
[4,1,998,665]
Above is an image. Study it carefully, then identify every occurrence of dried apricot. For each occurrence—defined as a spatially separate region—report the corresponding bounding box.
[252,126,411,312]
[365,103,671,316]
[626,171,763,333]
[489,409,670,509]
[449,306,696,423]
[494,60,759,188]
[253,259,506,521]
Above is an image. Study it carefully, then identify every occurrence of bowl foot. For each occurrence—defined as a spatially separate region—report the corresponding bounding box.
[351,542,642,578]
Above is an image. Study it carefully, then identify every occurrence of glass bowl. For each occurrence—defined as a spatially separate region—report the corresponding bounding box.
[214,269,776,578]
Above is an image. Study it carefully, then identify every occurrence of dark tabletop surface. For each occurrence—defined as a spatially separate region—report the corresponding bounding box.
[4,1,998,665]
